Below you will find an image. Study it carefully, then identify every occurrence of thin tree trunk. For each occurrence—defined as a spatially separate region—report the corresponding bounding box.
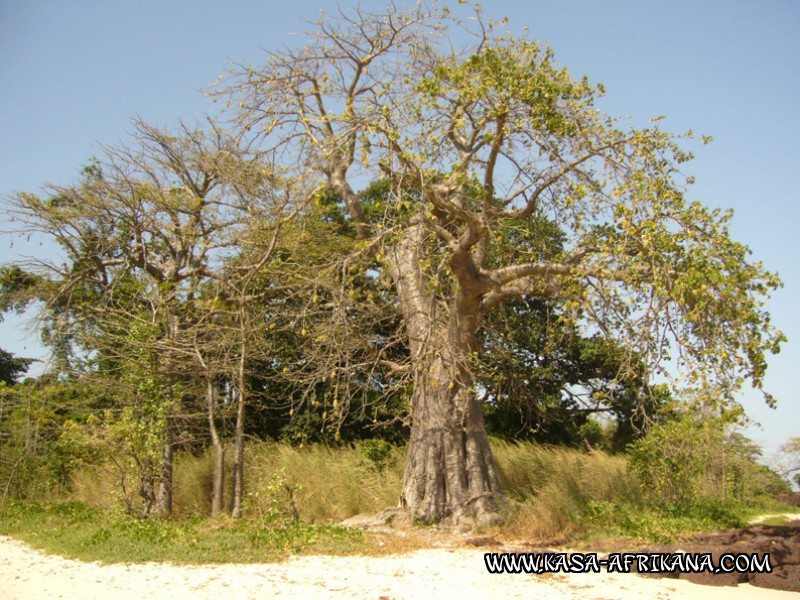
[230,391,245,518]
[154,313,179,518]
[155,435,174,517]
[138,461,156,518]
[206,377,225,516]
[230,335,246,518]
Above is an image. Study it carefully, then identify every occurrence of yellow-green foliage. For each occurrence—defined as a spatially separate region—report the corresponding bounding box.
[69,440,634,537]
[0,502,370,564]
[73,439,636,532]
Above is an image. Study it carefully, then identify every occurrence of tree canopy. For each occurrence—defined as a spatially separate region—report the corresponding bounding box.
[1,3,785,526]
[211,3,784,524]
[0,348,33,386]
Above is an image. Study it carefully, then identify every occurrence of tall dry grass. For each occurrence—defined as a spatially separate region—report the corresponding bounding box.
[492,440,637,538]
[70,441,405,521]
[243,442,404,522]
[69,439,635,538]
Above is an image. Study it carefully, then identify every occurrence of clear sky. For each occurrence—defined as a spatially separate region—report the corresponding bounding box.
[1,1,798,458]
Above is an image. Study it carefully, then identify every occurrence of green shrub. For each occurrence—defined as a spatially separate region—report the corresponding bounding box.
[0,501,369,563]
[627,415,711,504]
[359,439,395,471]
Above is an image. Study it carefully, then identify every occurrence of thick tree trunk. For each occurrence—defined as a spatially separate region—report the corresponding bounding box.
[400,352,504,526]
[387,221,504,526]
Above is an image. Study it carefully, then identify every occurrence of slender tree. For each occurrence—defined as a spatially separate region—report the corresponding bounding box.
[777,438,800,489]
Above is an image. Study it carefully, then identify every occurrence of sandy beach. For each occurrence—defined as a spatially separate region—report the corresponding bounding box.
[2,534,798,600]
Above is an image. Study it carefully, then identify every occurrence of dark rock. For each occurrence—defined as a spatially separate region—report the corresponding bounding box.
[629,521,800,592]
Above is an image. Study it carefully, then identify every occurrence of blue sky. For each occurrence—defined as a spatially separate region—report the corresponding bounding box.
[1,1,798,457]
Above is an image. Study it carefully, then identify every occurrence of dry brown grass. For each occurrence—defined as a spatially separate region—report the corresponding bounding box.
[492,440,635,539]
[68,439,635,542]
[69,441,405,521]
[244,442,404,522]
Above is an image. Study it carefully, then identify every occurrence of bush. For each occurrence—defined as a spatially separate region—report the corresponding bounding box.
[0,382,101,503]
[628,412,792,507]
[359,439,395,471]
[627,415,710,504]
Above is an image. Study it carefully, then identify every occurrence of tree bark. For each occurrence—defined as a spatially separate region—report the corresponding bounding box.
[154,314,179,518]
[230,346,246,518]
[400,348,504,526]
[154,435,174,517]
[205,377,225,517]
[230,396,245,518]
[387,222,504,526]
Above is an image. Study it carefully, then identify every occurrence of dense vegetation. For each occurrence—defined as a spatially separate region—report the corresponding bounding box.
[0,2,792,552]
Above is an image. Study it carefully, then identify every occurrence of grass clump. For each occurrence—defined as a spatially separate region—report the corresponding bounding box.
[243,442,404,522]
[69,441,405,523]
[490,439,774,544]
[492,440,635,539]
[756,515,800,527]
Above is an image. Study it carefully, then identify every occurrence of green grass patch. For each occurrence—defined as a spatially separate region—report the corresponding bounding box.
[578,498,749,544]
[757,515,793,527]
[0,501,371,563]
[748,512,800,527]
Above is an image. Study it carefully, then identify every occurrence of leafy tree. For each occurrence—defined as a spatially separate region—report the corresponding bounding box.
[218,4,784,526]
[629,409,790,505]
[628,413,711,504]
[478,294,669,449]
[0,268,42,384]
[259,183,659,449]
[208,219,292,518]
[5,119,289,516]
[247,185,413,447]
[0,378,110,502]
[0,348,34,386]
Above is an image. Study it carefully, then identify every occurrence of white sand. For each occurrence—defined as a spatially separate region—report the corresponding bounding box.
[2,535,797,600]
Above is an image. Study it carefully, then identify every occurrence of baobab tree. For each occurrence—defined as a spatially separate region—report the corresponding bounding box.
[218,4,783,526]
